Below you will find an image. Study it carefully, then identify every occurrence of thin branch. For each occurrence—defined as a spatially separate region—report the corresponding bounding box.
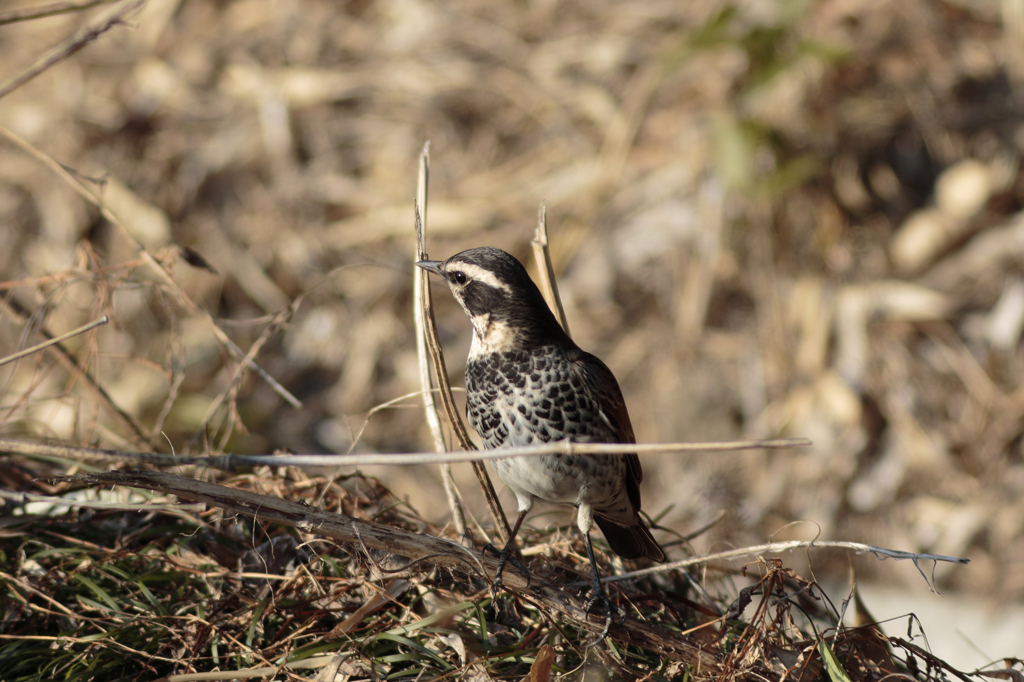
[0,0,119,26]
[0,299,148,445]
[412,142,470,543]
[411,148,513,548]
[0,0,146,101]
[185,297,299,453]
[2,434,810,468]
[414,146,445,454]
[0,315,107,367]
[592,539,970,588]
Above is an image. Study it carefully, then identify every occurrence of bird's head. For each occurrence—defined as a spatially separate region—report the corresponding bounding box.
[417,246,565,353]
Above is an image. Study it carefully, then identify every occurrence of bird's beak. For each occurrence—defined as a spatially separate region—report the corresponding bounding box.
[416,260,445,277]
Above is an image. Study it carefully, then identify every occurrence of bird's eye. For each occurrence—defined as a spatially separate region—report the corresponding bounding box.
[451,271,468,285]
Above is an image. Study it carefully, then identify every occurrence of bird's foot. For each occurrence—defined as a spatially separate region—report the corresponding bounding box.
[581,580,618,646]
[482,541,530,596]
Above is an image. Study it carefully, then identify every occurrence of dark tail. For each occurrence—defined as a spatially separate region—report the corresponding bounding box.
[594,515,666,562]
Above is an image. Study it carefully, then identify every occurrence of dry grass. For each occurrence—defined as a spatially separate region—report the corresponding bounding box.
[1,0,1023,678]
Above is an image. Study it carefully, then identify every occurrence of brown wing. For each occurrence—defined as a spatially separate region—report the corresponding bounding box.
[571,349,666,563]
[570,350,643,508]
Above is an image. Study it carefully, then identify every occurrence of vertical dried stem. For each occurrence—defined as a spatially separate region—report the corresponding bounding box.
[413,144,513,547]
[412,145,468,542]
[531,204,571,336]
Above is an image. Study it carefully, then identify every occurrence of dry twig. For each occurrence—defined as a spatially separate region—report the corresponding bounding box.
[0,434,811,469]
[0,0,146,101]
[0,0,119,26]
[0,298,147,444]
[412,151,514,549]
[0,315,108,368]
[412,143,470,542]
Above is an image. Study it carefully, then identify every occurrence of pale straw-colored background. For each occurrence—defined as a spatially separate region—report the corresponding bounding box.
[1,0,1022,665]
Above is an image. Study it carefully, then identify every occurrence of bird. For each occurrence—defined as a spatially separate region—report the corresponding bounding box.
[417,246,665,638]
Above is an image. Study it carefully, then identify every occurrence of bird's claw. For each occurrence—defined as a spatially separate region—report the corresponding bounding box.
[483,541,530,592]
[581,582,618,646]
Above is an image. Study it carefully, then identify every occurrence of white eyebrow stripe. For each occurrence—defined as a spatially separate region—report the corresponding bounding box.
[445,261,511,293]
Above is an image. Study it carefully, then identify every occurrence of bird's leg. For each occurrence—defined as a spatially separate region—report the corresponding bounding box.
[581,531,614,645]
[482,510,530,593]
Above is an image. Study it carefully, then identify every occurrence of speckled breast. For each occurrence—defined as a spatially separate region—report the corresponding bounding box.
[465,346,627,506]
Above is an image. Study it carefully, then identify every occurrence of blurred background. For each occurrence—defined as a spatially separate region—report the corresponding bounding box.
[1,0,1022,664]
